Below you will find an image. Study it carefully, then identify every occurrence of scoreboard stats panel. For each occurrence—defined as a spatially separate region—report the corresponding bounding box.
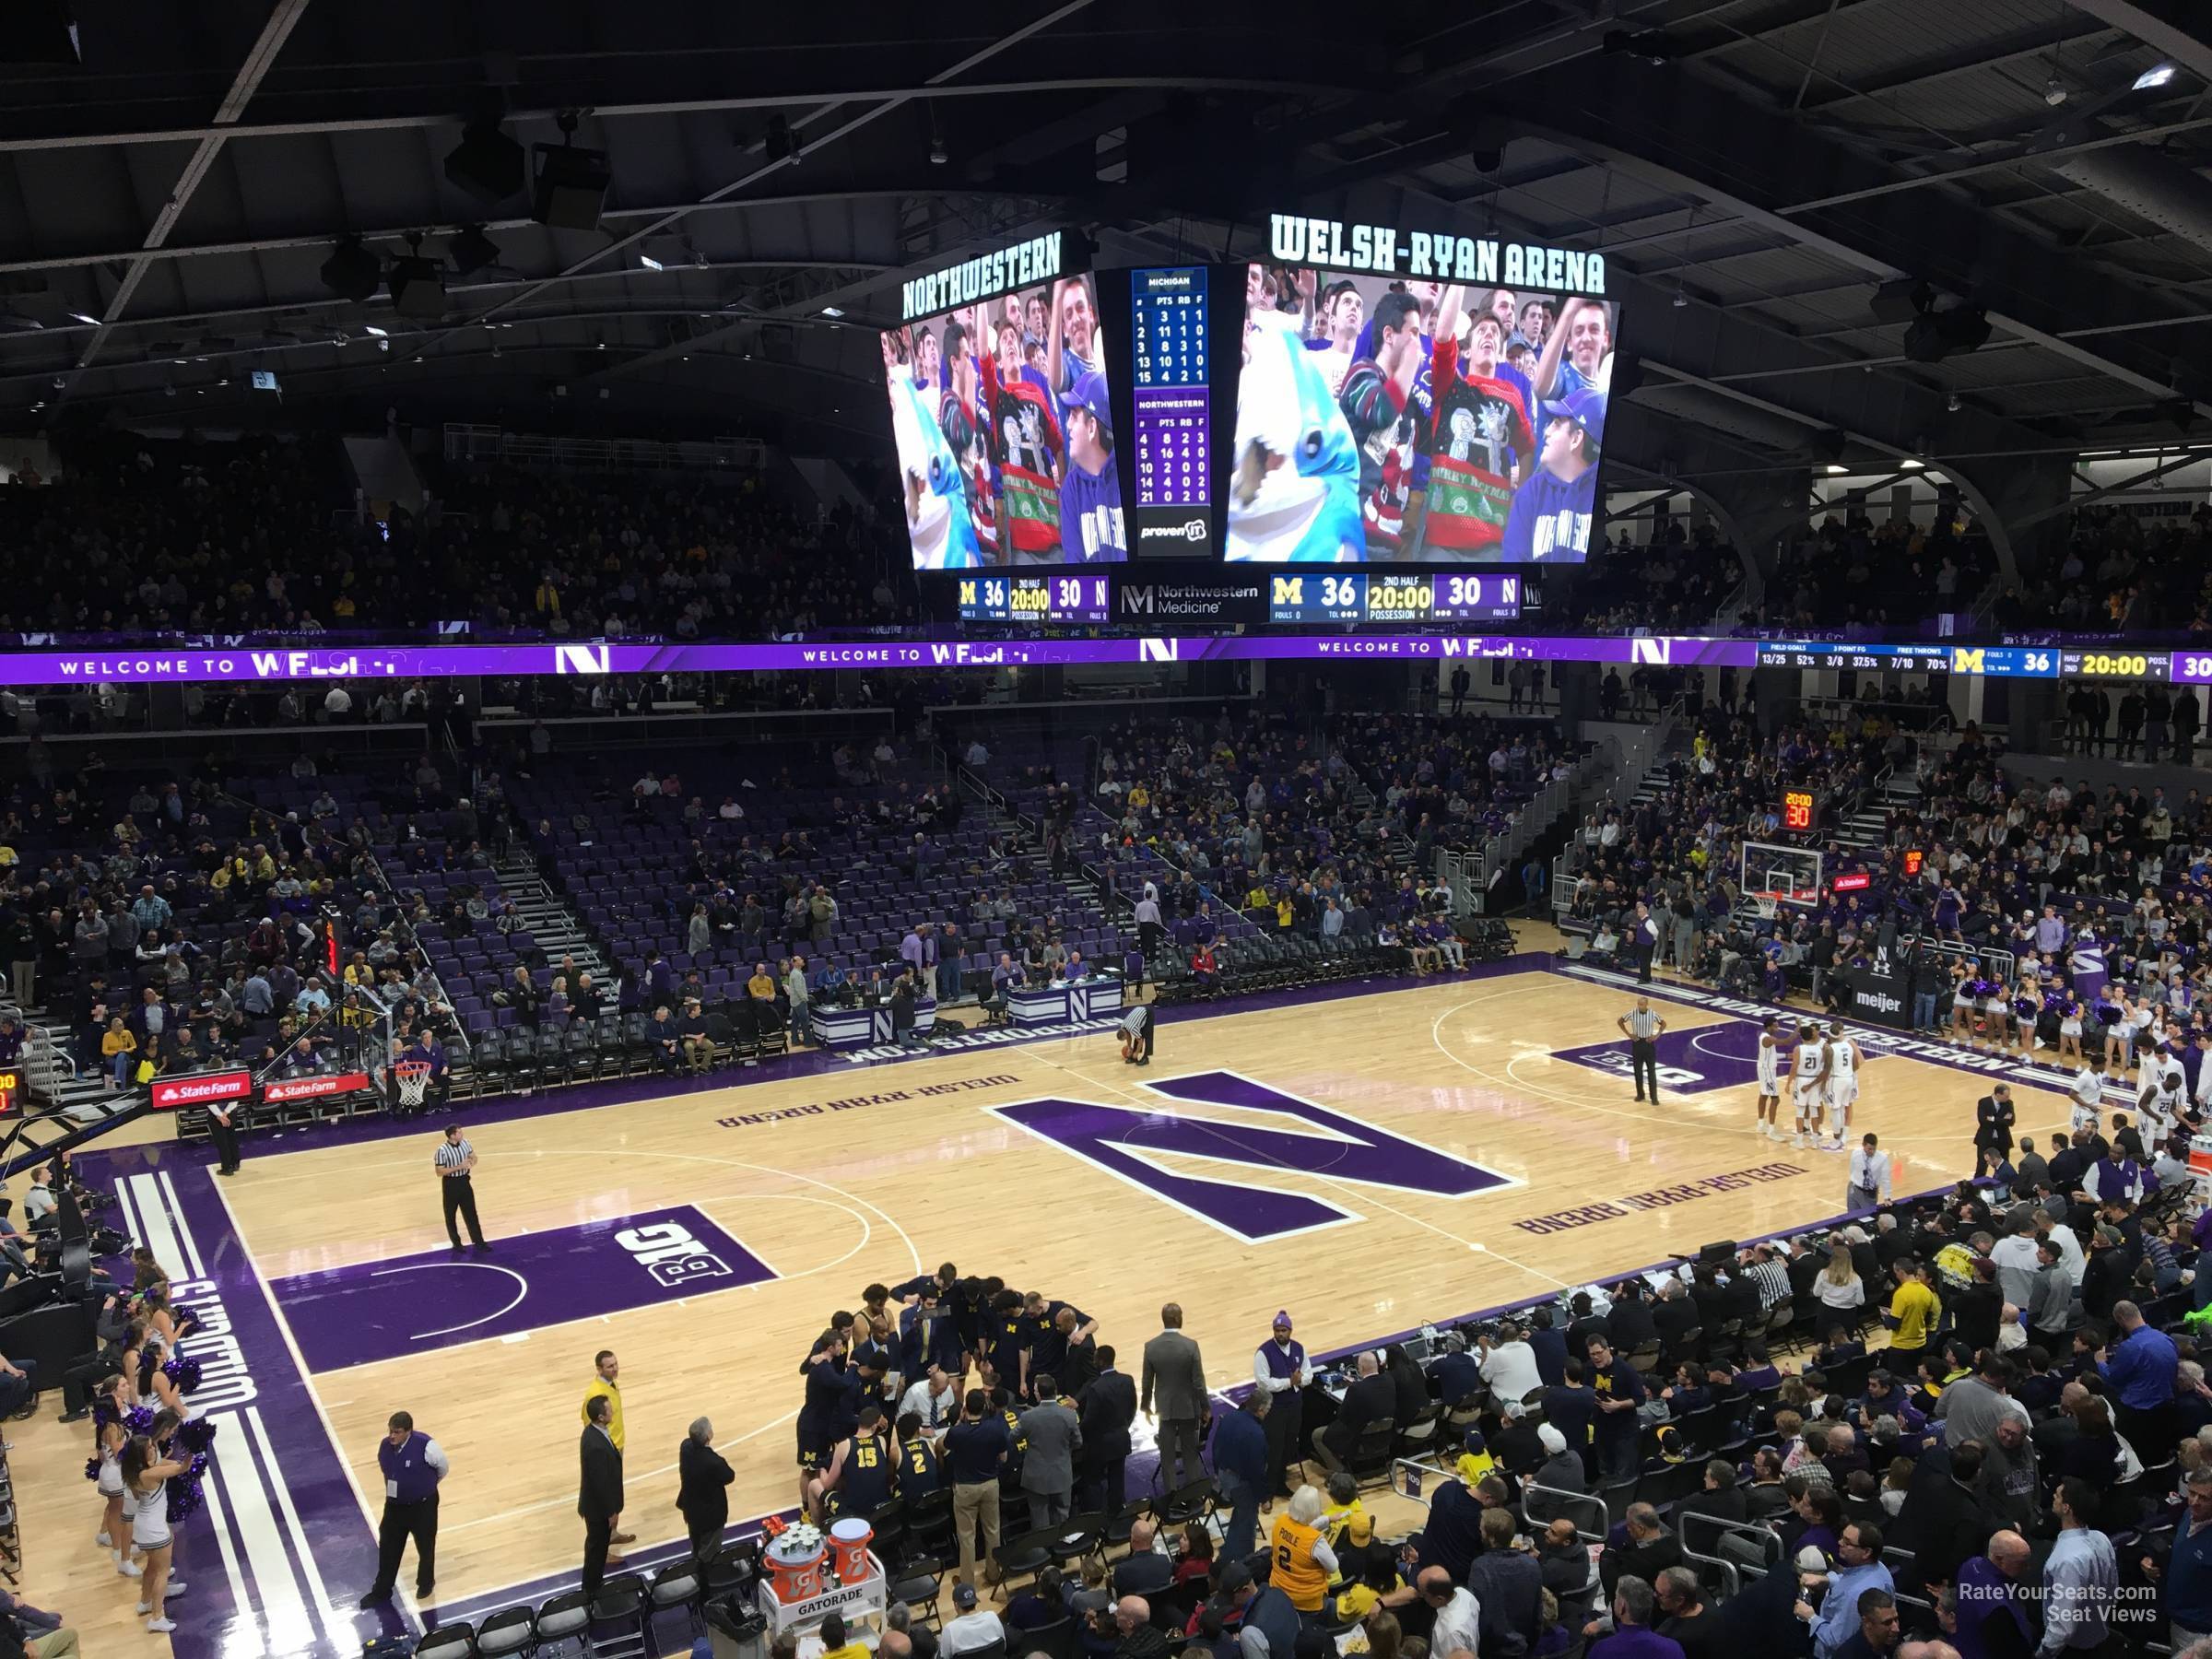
[956,572,1111,625]
[1126,265,1215,555]
[1754,641,2056,677]
[1267,571,1523,625]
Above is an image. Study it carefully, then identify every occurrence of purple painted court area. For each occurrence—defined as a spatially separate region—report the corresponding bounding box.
[990,1069,1512,1242]
[1555,1018,1879,1096]
[271,1204,774,1371]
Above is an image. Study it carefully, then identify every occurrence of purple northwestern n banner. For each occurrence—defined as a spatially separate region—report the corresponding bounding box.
[269,1205,774,1371]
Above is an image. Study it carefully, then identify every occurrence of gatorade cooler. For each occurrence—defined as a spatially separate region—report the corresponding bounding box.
[830,1516,874,1583]
[2189,1131,2212,1194]
[763,1531,827,1604]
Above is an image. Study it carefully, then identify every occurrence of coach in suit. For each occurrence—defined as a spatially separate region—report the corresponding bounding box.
[1017,1376,1085,1528]
[580,1394,625,1597]
[1078,1345,1136,1511]
[677,1416,735,1562]
[1142,1303,1207,1488]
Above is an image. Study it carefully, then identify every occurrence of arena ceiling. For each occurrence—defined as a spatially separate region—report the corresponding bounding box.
[2,0,2210,482]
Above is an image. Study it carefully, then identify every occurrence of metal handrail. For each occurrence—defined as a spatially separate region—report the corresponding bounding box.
[1521,1479,1612,1542]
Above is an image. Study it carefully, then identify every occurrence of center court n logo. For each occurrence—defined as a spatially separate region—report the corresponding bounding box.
[988,1070,1511,1243]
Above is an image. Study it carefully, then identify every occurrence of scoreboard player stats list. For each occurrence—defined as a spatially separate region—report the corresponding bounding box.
[1129,265,1213,551]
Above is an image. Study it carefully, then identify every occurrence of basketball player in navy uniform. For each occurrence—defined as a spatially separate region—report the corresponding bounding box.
[814,1403,899,1520]
[795,1334,857,1509]
[896,1409,945,1500]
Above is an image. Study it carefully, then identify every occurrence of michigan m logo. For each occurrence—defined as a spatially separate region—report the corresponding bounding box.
[989,1070,1512,1242]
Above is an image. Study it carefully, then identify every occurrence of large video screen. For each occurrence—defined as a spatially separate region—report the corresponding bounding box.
[881,271,1125,570]
[1225,265,1615,565]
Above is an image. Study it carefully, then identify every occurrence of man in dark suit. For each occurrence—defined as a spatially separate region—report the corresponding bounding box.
[1319,1351,1396,1471]
[1599,1501,1684,1598]
[901,1284,964,1379]
[1607,1281,1660,1354]
[1141,1303,1207,1488]
[1077,1344,1136,1512]
[580,1394,625,1597]
[677,1415,734,1563]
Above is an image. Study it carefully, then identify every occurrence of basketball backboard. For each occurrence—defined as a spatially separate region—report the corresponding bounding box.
[1740,840,1823,909]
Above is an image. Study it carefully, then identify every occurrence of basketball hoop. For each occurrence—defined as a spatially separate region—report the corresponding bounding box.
[1751,895,1780,923]
[393,1060,432,1112]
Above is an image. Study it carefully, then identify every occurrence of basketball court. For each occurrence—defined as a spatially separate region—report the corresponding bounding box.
[26,950,2099,1658]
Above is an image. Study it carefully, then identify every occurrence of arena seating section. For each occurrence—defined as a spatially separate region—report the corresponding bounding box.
[0,433,912,643]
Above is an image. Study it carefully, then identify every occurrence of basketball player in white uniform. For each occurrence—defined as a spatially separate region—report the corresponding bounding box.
[1823,1021,1863,1151]
[1755,1017,1783,1139]
[1790,1022,1828,1150]
[2142,1047,2186,1148]
[2069,1064,2104,1141]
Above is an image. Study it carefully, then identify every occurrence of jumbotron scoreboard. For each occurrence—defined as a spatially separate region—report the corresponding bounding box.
[955,572,1112,625]
[1753,641,2212,682]
[1265,572,1523,625]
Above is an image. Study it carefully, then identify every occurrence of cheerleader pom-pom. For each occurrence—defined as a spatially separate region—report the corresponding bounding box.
[174,1418,218,1454]
[84,1457,101,1482]
[163,1355,205,1394]
[124,1406,156,1436]
[165,1454,213,1525]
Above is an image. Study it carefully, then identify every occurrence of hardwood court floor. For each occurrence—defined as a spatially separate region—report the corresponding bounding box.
[13,962,2082,1644]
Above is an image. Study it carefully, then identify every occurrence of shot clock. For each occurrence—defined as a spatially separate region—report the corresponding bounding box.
[1780,789,1818,834]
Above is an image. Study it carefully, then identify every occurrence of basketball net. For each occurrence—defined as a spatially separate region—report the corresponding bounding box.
[394,1060,432,1110]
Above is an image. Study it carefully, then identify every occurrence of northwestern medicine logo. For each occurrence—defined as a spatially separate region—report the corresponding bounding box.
[989,1070,1510,1242]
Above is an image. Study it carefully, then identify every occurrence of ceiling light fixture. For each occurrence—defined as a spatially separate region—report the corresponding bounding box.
[820,305,845,319]
[639,253,665,271]
[363,324,388,337]
[2135,62,2177,91]
[67,311,99,325]
[1901,458,1924,469]
[1826,464,1847,475]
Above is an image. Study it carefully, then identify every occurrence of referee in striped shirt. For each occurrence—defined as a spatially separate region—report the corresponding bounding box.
[1617,996,1665,1101]
[435,1125,489,1253]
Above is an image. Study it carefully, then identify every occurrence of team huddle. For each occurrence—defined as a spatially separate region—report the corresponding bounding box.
[1756,1018,1863,1151]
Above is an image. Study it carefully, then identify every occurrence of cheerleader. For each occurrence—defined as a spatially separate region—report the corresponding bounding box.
[2054,985,2085,1065]
[93,1401,133,1575]
[1978,976,2009,1053]
[2099,990,2133,1076]
[122,1434,190,1633]
[1950,959,1980,1046]
[2010,976,2042,1056]
[136,1281,197,1347]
